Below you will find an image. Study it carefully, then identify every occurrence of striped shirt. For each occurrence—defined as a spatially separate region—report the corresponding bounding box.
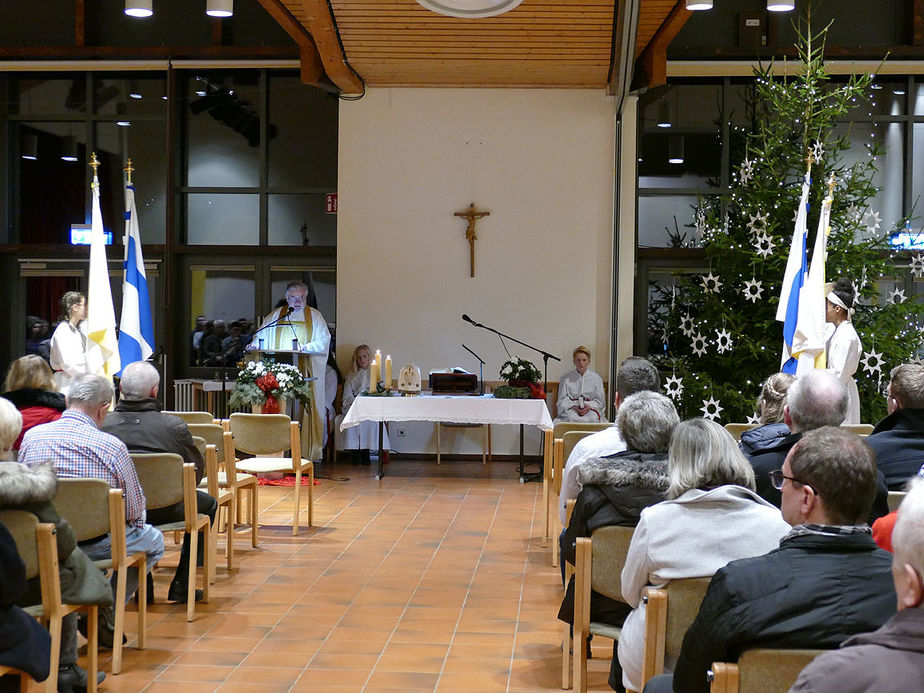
[19,409,147,528]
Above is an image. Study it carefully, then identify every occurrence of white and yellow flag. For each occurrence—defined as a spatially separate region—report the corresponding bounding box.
[85,154,121,379]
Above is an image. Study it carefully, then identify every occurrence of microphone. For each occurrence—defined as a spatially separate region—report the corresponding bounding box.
[462,313,474,324]
[283,305,293,317]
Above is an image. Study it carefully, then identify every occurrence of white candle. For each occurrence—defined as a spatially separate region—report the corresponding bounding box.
[384,355,392,391]
[369,360,379,392]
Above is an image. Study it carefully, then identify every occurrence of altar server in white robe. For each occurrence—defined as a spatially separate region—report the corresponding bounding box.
[49,291,91,395]
[248,280,330,460]
[556,346,607,423]
[338,344,390,462]
[825,278,863,424]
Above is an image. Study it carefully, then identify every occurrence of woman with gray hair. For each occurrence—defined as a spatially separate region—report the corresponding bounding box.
[738,372,794,456]
[558,391,678,631]
[614,418,791,693]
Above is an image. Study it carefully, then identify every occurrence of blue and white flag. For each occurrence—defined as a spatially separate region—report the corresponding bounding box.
[117,181,154,373]
[792,183,833,374]
[776,170,812,375]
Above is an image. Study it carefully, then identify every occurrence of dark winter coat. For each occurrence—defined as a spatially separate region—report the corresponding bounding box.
[101,398,204,483]
[748,432,891,524]
[738,422,789,456]
[557,451,669,626]
[1,388,66,450]
[789,606,924,693]
[672,532,896,693]
[866,408,924,490]
[0,522,50,683]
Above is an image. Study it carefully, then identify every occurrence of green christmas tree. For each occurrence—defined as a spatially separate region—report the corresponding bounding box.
[649,18,924,424]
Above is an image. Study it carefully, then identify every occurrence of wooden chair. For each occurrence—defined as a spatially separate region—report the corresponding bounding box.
[130,455,211,622]
[888,491,906,513]
[0,665,29,692]
[724,423,759,441]
[0,510,99,693]
[551,428,609,567]
[54,480,147,675]
[229,413,314,535]
[188,422,258,549]
[841,423,874,436]
[435,422,491,465]
[709,649,826,693]
[543,422,614,551]
[570,525,635,692]
[163,410,216,425]
[639,577,713,691]
[190,435,234,580]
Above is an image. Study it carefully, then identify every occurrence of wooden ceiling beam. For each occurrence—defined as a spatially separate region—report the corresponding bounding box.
[634,0,691,90]
[295,0,364,94]
[255,0,325,85]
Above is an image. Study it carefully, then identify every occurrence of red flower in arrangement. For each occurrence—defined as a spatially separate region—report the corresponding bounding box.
[255,373,279,392]
[527,382,546,400]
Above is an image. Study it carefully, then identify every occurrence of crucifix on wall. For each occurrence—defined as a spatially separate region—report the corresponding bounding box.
[454,202,491,278]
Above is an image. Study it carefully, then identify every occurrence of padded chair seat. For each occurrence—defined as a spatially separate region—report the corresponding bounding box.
[234,457,310,473]
[589,623,622,639]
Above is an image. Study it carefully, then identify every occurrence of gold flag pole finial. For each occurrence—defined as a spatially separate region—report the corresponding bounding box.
[826,173,836,196]
[89,152,99,189]
[124,158,134,186]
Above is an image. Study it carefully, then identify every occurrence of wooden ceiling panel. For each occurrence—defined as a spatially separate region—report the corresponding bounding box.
[272,0,685,92]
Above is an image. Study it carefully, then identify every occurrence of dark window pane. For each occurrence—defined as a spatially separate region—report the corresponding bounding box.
[16,75,87,115]
[186,193,259,244]
[268,194,336,246]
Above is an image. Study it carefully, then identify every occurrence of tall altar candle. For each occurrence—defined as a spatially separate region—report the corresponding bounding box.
[384,355,392,390]
[374,350,382,370]
[369,360,379,391]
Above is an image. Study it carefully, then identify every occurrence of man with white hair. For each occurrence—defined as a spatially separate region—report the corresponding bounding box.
[789,477,924,692]
[101,360,216,603]
[18,373,164,644]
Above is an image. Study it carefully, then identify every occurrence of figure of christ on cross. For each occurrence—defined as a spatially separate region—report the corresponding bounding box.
[454,202,490,278]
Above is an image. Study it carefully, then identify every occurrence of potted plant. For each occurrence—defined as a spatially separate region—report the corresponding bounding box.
[229,360,313,414]
[497,357,545,399]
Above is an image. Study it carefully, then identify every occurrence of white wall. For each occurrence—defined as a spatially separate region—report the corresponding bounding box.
[338,88,616,454]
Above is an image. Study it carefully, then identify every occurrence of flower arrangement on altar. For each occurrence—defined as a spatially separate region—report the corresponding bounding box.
[496,357,545,399]
[229,360,312,413]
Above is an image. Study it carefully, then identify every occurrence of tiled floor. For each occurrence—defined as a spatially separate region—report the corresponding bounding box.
[87,458,615,692]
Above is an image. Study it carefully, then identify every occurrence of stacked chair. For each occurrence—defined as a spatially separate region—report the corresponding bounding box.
[708,649,826,693]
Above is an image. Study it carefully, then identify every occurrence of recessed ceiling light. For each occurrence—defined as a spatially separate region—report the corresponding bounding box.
[125,0,153,18]
[415,0,524,19]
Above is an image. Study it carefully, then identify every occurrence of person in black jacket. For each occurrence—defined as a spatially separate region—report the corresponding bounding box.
[747,369,890,523]
[558,391,679,627]
[101,361,216,604]
[867,363,924,490]
[737,372,793,456]
[643,427,896,693]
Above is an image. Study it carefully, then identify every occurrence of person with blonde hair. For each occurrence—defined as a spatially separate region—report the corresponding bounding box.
[614,418,790,692]
[2,354,65,451]
[555,346,607,423]
[738,372,794,456]
[338,344,390,464]
[49,290,91,395]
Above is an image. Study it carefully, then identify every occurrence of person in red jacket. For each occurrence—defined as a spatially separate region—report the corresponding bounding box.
[1,355,65,450]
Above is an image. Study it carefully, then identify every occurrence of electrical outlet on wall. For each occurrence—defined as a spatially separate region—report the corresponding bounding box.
[397,428,407,437]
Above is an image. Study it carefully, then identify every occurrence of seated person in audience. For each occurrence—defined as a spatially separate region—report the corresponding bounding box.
[558,391,679,630]
[101,361,216,604]
[200,319,229,366]
[748,370,889,523]
[2,355,66,452]
[790,479,924,693]
[616,419,791,693]
[738,372,793,456]
[24,315,51,362]
[18,375,164,621]
[220,322,247,366]
[190,315,207,366]
[556,346,607,423]
[0,521,51,691]
[0,397,108,690]
[645,427,896,693]
[867,363,924,490]
[559,356,660,526]
[790,477,924,693]
[340,345,390,465]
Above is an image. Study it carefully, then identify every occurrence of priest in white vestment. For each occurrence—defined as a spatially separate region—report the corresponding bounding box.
[555,346,607,423]
[248,281,330,460]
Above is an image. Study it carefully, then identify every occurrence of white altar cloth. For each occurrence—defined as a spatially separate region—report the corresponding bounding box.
[340,393,553,431]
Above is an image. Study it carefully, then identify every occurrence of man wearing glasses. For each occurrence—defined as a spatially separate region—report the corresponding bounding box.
[648,427,895,693]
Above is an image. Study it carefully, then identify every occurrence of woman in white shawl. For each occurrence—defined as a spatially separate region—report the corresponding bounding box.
[339,344,390,464]
[825,278,862,425]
